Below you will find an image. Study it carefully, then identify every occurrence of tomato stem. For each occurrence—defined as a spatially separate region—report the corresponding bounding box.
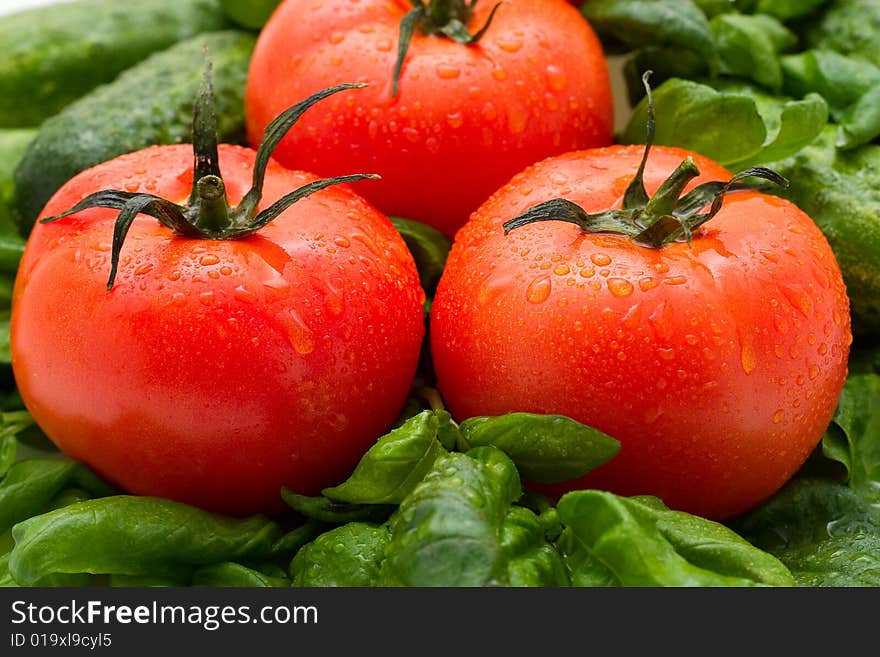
[393,0,503,96]
[502,72,790,247]
[40,60,380,290]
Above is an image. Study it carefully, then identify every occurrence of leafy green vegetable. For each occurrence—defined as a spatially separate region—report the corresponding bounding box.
[780,49,880,112]
[8,496,282,585]
[389,217,452,297]
[734,479,880,586]
[557,490,795,586]
[491,506,569,586]
[290,522,390,587]
[804,0,880,67]
[456,413,620,484]
[380,447,521,586]
[322,410,450,504]
[837,84,880,148]
[621,78,827,167]
[0,459,114,534]
[582,0,718,72]
[191,562,289,587]
[711,13,795,90]
[280,489,394,525]
[821,374,880,504]
[755,0,831,20]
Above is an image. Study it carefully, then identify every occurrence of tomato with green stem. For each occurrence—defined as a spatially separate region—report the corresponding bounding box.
[10,69,425,516]
[244,0,614,239]
[430,82,852,520]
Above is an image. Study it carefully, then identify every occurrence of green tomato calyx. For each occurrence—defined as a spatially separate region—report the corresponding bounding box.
[502,72,789,248]
[393,0,504,96]
[40,58,378,290]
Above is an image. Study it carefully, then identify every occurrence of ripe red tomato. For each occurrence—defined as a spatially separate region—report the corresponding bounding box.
[11,144,425,516]
[430,145,852,520]
[244,0,614,239]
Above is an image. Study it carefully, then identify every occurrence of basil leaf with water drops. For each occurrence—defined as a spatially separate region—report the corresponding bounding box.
[380,447,521,586]
[290,522,390,587]
[457,413,620,484]
[557,490,795,586]
[8,496,283,585]
[322,410,450,505]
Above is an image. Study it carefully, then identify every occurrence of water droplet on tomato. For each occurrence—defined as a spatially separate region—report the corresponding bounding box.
[376,38,392,52]
[772,409,784,424]
[781,284,814,318]
[508,106,528,134]
[553,264,570,276]
[234,285,257,303]
[664,275,688,286]
[496,38,522,52]
[285,309,316,356]
[446,112,464,128]
[657,348,675,360]
[492,68,507,81]
[546,65,567,91]
[329,31,344,44]
[607,278,633,297]
[436,64,460,79]
[591,253,611,267]
[134,262,153,276]
[638,277,657,292]
[199,291,214,306]
[740,342,756,375]
[482,103,498,121]
[199,254,220,266]
[526,276,551,304]
[124,181,139,193]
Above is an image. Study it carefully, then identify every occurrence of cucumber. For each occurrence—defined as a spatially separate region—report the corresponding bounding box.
[12,30,256,236]
[0,130,34,273]
[0,0,230,128]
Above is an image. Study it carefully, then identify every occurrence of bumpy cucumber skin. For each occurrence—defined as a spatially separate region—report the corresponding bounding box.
[13,30,255,235]
[0,0,230,128]
[769,126,880,338]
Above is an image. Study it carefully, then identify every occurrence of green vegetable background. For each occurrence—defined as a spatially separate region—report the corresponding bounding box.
[1,0,879,588]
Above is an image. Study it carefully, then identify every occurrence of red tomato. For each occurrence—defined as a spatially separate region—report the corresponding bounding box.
[244,0,614,239]
[430,145,852,520]
[11,144,425,516]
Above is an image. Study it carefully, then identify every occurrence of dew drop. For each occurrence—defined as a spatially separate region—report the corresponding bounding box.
[496,38,523,52]
[234,285,257,303]
[591,253,611,267]
[639,277,658,292]
[546,64,567,91]
[134,262,153,276]
[124,181,139,193]
[664,275,688,286]
[740,342,756,375]
[772,409,784,424]
[657,348,675,361]
[333,236,350,248]
[553,264,570,276]
[376,38,392,52]
[492,68,507,81]
[482,103,498,121]
[199,291,214,306]
[199,254,220,266]
[436,63,461,79]
[526,276,551,304]
[286,309,316,355]
[508,106,528,134]
[607,277,633,297]
[446,111,464,128]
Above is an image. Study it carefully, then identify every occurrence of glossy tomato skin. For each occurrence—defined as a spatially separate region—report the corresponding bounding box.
[11,144,425,516]
[431,145,852,520]
[244,0,614,239]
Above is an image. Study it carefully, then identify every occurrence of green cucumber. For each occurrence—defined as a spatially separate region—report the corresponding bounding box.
[0,130,34,272]
[0,0,230,128]
[12,30,255,236]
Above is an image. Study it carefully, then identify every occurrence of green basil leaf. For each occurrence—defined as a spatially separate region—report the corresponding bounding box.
[191,562,290,587]
[692,0,737,18]
[837,84,880,149]
[0,460,106,534]
[8,495,283,585]
[621,78,767,165]
[711,13,795,90]
[290,522,390,587]
[557,490,795,586]
[733,479,880,586]
[1,550,92,588]
[555,527,619,587]
[821,373,880,504]
[755,0,831,20]
[490,506,569,587]
[804,0,880,67]
[380,447,521,586]
[781,49,880,113]
[582,0,718,71]
[322,410,449,504]
[281,488,395,524]
[457,413,620,484]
